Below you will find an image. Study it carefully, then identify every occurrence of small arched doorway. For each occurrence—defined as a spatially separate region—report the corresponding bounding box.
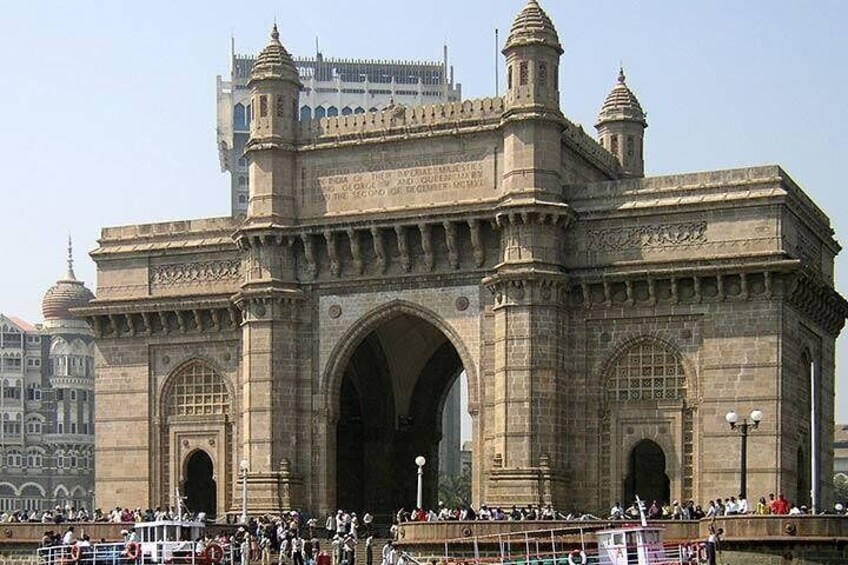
[183,450,216,518]
[625,440,670,504]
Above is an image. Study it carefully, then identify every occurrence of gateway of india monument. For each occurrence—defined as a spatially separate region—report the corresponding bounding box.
[78,1,848,519]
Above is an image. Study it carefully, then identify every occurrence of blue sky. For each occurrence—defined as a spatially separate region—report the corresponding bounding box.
[1,1,847,419]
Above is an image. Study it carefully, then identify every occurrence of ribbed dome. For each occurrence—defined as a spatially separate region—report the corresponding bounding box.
[42,239,94,321]
[250,24,299,84]
[505,0,563,54]
[597,68,647,126]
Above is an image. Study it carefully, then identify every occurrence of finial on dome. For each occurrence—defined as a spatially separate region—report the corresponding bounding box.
[618,66,626,84]
[270,22,280,42]
[66,234,76,281]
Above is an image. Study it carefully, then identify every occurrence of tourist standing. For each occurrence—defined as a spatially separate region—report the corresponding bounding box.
[705,527,723,565]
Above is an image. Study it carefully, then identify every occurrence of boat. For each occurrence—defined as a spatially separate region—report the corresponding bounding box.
[37,495,229,565]
[440,499,700,565]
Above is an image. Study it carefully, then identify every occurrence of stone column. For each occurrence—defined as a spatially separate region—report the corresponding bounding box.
[482,209,571,507]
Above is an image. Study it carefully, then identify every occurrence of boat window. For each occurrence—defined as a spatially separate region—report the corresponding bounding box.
[612,533,625,546]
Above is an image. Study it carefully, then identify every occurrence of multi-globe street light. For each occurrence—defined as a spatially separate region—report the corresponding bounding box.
[725,409,763,499]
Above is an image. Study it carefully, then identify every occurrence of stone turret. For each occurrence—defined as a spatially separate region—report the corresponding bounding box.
[244,24,302,222]
[499,0,565,202]
[595,68,647,178]
[502,0,563,112]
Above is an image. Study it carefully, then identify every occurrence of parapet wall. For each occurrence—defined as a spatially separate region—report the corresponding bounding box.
[297,98,504,142]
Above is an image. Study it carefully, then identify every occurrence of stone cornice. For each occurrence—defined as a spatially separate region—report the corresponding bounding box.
[74,295,240,339]
[786,268,848,335]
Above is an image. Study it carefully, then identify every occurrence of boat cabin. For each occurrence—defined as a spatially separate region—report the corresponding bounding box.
[595,525,670,565]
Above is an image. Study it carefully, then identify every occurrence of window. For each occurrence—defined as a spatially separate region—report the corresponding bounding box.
[238,176,247,186]
[27,451,42,468]
[314,106,326,119]
[606,340,687,402]
[276,95,285,117]
[81,391,88,402]
[519,61,528,86]
[354,107,365,115]
[238,157,247,167]
[167,362,231,417]
[3,382,21,400]
[70,390,77,401]
[300,106,312,121]
[507,66,512,90]
[627,136,635,158]
[327,106,339,117]
[25,418,42,434]
[234,103,246,129]
[238,195,247,204]
[259,95,268,117]
[341,107,353,116]
[56,389,64,401]
[26,385,41,401]
[6,451,21,467]
[611,135,619,155]
[56,452,65,469]
[538,62,547,87]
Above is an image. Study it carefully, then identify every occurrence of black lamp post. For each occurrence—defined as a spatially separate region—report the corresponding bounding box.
[725,409,764,499]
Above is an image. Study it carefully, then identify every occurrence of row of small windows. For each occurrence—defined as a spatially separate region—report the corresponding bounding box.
[301,106,375,120]
[600,135,641,160]
[507,61,549,90]
[2,449,91,469]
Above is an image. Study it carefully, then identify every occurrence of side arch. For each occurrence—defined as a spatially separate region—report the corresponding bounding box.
[599,334,694,506]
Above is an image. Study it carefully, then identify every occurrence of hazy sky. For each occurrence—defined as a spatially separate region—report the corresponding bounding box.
[1,1,847,419]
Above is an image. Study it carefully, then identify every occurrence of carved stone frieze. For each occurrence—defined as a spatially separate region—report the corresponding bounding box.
[586,221,707,252]
[150,259,240,287]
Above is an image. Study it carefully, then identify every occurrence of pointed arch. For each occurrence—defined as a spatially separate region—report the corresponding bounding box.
[160,359,233,418]
[321,299,478,416]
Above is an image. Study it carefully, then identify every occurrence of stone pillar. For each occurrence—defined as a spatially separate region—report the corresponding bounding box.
[482,210,571,507]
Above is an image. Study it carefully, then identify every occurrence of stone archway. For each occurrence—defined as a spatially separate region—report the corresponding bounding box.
[331,310,467,519]
[625,439,670,505]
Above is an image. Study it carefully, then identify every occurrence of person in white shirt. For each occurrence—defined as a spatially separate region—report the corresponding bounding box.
[62,527,76,546]
[737,494,749,514]
[609,502,624,520]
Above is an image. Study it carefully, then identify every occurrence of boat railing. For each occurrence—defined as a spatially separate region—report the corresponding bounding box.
[441,531,703,565]
[37,541,237,565]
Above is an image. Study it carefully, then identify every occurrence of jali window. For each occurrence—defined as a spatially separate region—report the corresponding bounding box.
[607,340,686,401]
[168,362,231,417]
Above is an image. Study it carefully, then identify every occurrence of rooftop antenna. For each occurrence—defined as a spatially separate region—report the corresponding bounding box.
[230,34,235,74]
[316,36,321,58]
[494,28,499,97]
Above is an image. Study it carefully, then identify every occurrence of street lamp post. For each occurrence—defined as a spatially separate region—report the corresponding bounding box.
[415,455,426,510]
[240,459,249,524]
[725,409,763,499]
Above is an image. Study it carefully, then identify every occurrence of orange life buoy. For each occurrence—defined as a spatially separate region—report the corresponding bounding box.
[205,543,224,563]
[70,545,82,562]
[126,541,141,561]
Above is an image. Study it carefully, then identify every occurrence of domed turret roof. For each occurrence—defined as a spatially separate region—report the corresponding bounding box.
[42,238,94,321]
[504,0,563,54]
[597,68,647,127]
[250,24,300,84]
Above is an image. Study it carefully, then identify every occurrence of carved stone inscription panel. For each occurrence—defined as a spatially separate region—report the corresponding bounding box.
[299,137,501,217]
[586,222,707,252]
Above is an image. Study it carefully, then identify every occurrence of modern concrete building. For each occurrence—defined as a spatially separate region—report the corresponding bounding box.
[0,241,95,514]
[217,45,462,217]
[81,1,847,520]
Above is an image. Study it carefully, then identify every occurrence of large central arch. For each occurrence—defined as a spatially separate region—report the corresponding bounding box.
[323,301,476,518]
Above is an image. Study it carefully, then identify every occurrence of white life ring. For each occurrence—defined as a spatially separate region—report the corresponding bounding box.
[566,549,587,565]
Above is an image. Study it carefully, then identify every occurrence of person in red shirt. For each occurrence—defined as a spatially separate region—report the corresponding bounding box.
[772,493,791,515]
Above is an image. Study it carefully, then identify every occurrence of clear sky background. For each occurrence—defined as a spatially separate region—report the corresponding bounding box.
[1,1,847,421]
